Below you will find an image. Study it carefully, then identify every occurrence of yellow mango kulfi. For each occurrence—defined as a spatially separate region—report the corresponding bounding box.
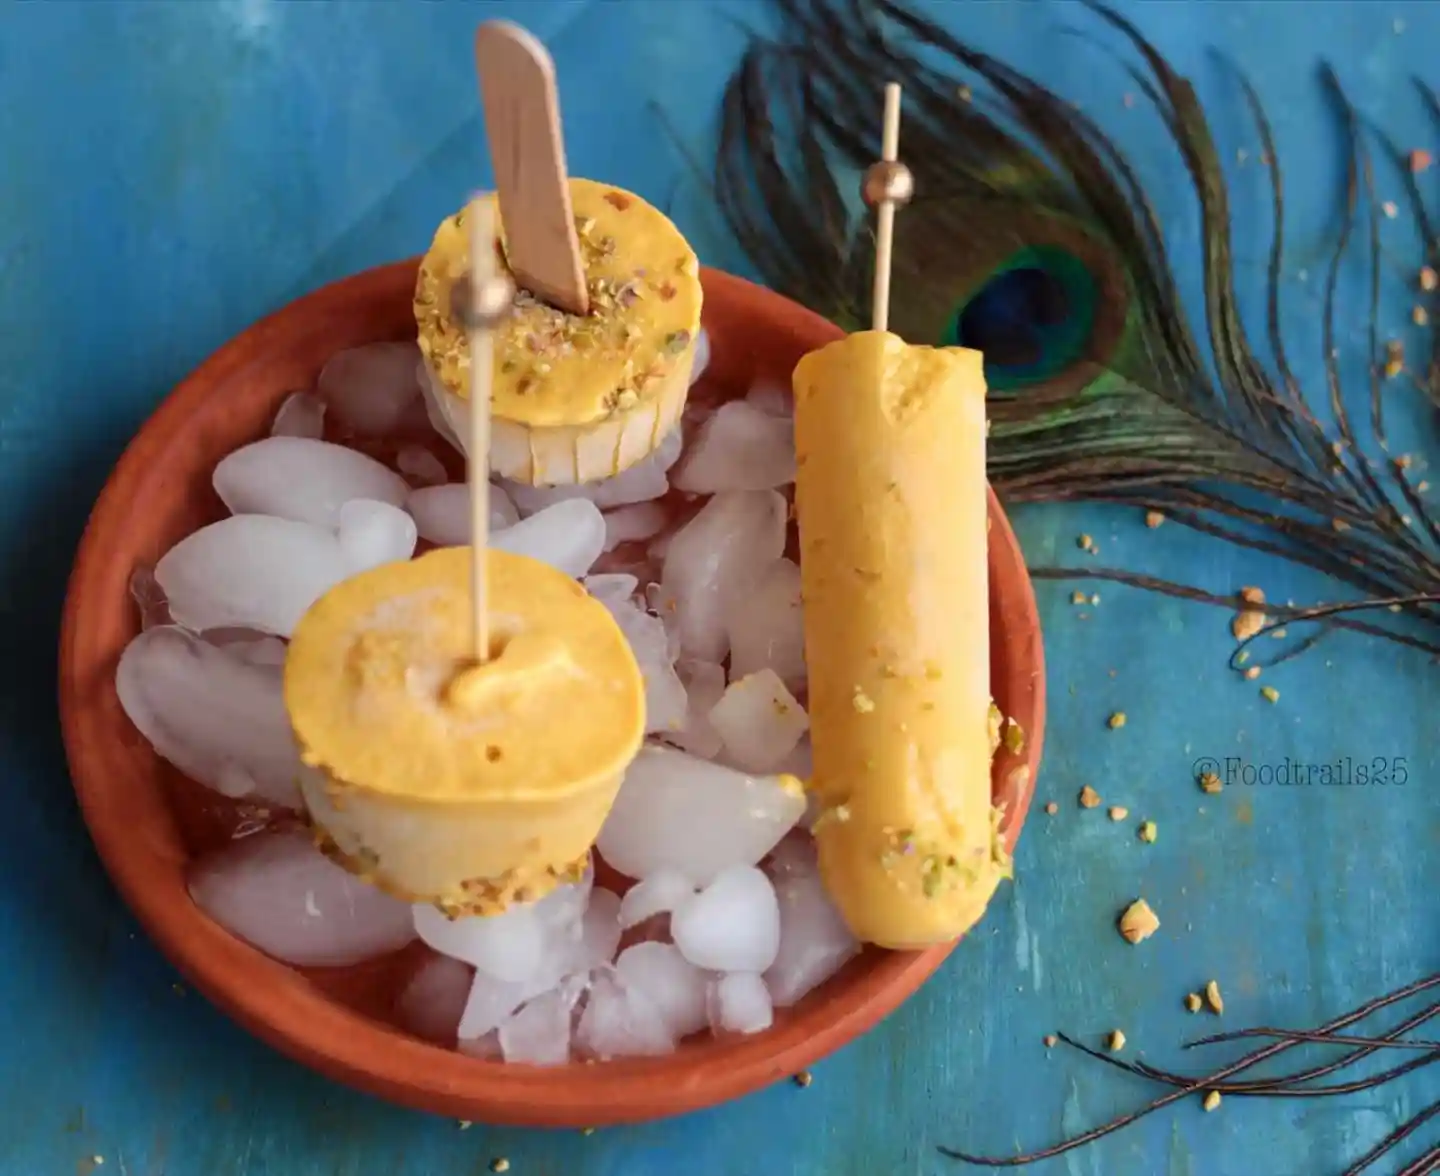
[414,178,702,486]
[284,546,645,915]
[792,331,1010,950]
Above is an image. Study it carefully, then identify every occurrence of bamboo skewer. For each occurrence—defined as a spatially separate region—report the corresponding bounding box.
[464,196,515,664]
[864,82,913,334]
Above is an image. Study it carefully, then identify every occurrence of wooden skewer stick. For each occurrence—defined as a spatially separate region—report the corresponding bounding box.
[474,20,589,316]
[863,82,914,334]
[464,196,515,664]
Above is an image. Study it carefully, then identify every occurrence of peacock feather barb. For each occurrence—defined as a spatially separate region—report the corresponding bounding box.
[714,0,1440,659]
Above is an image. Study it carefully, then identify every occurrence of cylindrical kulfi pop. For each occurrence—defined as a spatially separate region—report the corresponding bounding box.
[792,330,1011,951]
[413,177,703,486]
[284,545,645,915]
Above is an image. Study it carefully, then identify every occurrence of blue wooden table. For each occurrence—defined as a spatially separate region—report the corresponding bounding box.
[4,2,1439,1173]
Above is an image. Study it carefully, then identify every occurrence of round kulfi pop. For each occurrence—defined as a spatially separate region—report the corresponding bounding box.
[287,195,646,915]
[284,544,645,915]
[793,86,1011,951]
[415,179,702,486]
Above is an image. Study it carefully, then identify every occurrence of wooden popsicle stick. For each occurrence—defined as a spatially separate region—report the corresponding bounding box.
[474,20,589,316]
[467,196,499,664]
[870,83,903,334]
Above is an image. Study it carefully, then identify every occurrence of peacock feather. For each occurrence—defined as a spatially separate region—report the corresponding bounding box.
[714,0,1440,664]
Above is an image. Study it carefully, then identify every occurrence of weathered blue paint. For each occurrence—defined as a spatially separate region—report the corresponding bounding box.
[3,2,1439,1174]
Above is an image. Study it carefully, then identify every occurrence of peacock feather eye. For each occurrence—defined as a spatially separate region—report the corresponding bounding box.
[944,247,1101,387]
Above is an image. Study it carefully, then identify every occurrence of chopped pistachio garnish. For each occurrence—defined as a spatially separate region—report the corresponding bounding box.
[1145,510,1165,528]
[1199,771,1223,794]
[1244,665,1261,680]
[1108,1029,1126,1052]
[1138,820,1157,843]
[1205,980,1224,1014]
[1071,590,1086,604]
[1108,711,1127,730]
[1119,898,1160,944]
[1079,785,1101,808]
[1003,717,1025,754]
[1077,533,1093,550]
[1202,1090,1222,1112]
[1261,685,1280,703]
[793,1070,813,1088]
[490,1160,511,1174]
[1185,992,1203,1013]
[1109,805,1129,821]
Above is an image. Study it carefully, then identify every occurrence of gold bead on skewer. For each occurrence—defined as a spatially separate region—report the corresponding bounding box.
[861,160,915,209]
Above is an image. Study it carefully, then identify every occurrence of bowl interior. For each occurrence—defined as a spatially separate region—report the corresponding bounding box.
[58,262,1045,1127]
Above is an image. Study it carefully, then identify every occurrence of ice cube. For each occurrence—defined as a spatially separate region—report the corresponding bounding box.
[778,737,814,781]
[764,837,859,1007]
[318,342,423,435]
[602,502,668,553]
[457,1030,502,1060]
[188,829,416,967]
[667,659,726,759]
[413,901,543,984]
[337,499,418,572]
[213,437,409,529]
[503,427,683,516]
[271,391,326,439]
[499,983,583,1065]
[709,670,810,774]
[725,558,806,692]
[615,942,709,1038]
[397,445,448,487]
[406,483,518,546]
[572,887,623,972]
[129,565,171,630]
[671,402,796,493]
[584,573,639,610]
[660,490,786,662]
[598,746,805,884]
[708,972,774,1035]
[116,625,302,808]
[490,499,606,578]
[744,379,793,419]
[596,598,687,736]
[457,972,533,1042]
[396,954,474,1044]
[154,515,349,637]
[689,328,712,386]
[217,634,289,667]
[490,483,520,528]
[672,865,782,972]
[618,870,695,929]
[574,967,676,1059]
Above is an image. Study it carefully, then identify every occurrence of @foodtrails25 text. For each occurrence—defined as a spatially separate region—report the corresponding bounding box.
[1192,756,1408,787]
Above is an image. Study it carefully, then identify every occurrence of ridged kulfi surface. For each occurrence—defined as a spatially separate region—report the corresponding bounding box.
[792,330,1010,950]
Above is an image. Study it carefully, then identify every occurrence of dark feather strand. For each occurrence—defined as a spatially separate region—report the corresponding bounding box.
[715,0,1440,659]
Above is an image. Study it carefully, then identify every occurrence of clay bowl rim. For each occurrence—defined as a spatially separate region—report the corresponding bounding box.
[57,260,1046,1127]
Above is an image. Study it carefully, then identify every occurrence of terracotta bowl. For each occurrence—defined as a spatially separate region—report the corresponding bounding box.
[58,261,1045,1127]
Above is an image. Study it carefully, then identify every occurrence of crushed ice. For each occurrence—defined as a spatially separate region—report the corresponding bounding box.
[121,327,877,1063]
